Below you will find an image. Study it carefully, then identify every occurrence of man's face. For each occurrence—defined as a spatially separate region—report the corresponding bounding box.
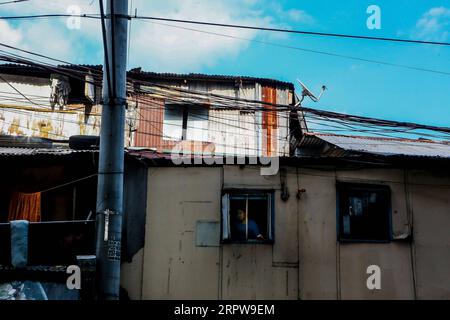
[237,210,246,222]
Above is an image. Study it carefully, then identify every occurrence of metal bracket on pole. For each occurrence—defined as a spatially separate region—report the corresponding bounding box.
[100,209,118,242]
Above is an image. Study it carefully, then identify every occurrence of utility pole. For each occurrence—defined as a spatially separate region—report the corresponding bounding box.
[96,0,128,300]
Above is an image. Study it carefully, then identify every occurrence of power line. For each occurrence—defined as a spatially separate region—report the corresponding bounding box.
[0,73,44,107]
[133,15,450,47]
[0,13,449,46]
[0,42,103,77]
[1,46,449,138]
[0,14,101,20]
[1,17,449,78]
[1,53,447,150]
[301,106,450,135]
[2,82,449,149]
[139,20,450,76]
[133,84,450,136]
[0,0,29,5]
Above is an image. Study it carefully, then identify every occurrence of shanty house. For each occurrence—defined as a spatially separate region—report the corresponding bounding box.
[120,133,450,300]
[0,64,295,157]
[0,136,146,300]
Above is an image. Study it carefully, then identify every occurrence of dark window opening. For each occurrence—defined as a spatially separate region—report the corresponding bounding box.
[222,191,273,243]
[0,169,97,224]
[337,183,391,242]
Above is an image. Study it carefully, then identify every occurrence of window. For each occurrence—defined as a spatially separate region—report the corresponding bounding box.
[163,104,183,140]
[337,183,391,242]
[221,191,274,243]
[162,103,209,141]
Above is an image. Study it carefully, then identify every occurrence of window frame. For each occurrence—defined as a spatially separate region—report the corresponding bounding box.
[336,182,393,243]
[221,189,275,244]
[162,103,209,142]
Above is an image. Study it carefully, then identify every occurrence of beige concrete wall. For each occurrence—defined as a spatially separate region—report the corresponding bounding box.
[136,165,450,300]
[142,167,222,299]
[298,168,415,299]
[221,166,299,299]
[297,169,338,299]
[338,243,414,299]
[408,169,450,299]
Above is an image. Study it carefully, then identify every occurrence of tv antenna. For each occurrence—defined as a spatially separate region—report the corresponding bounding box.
[296,79,327,105]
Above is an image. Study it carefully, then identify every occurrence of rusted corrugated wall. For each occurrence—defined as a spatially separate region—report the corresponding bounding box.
[262,86,278,157]
[134,96,163,148]
[133,95,182,153]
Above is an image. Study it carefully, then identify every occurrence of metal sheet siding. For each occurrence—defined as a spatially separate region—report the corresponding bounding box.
[276,88,291,157]
[134,97,164,148]
[262,86,277,157]
[134,96,178,152]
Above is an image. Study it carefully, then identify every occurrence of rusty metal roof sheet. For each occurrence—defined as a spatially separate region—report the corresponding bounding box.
[0,147,97,157]
[306,133,450,158]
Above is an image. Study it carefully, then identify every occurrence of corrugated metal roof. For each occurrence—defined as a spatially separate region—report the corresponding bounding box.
[0,64,102,79]
[306,133,450,158]
[0,147,97,157]
[0,64,294,89]
[128,68,294,89]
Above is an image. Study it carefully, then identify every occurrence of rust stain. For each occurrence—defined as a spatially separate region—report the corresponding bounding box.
[34,120,53,138]
[8,118,23,136]
[78,112,86,135]
[262,86,278,157]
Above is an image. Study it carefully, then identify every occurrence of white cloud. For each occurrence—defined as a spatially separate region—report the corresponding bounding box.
[20,21,74,62]
[129,0,317,72]
[0,21,22,46]
[286,9,315,24]
[0,0,314,72]
[129,0,261,72]
[412,7,450,42]
[0,0,102,62]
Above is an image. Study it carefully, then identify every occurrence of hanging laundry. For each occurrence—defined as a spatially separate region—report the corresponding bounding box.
[8,192,42,222]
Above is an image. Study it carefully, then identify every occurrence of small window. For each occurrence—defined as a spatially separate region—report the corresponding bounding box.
[162,103,209,141]
[222,191,274,243]
[337,183,391,242]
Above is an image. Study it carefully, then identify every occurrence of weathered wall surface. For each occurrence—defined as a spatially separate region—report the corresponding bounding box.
[0,73,101,139]
[133,165,450,300]
[136,82,291,157]
[221,166,298,299]
[141,167,222,299]
[297,169,338,299]
[297,168,415,299]
[408,169,450,299]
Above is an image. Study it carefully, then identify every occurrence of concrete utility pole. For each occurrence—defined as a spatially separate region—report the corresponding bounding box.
[96,0,128,300]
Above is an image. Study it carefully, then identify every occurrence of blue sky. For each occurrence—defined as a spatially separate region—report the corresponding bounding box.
[0,0,449,127]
